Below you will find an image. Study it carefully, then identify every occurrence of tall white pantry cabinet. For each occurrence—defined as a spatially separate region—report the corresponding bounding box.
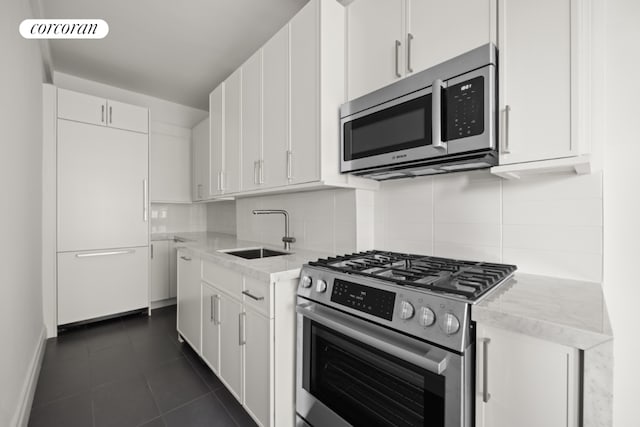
[56,88,150,326]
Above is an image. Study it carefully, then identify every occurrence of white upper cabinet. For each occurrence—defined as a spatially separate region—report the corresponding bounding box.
[262,25,290,189]
[495,0,577,167]
[57,88,148,133]
[209,83,225,197]
[224,68,242,194]
[407,0,494,75]
[347,0,404,100]
[150,125,191,203]
[241,50,263,192]
[347,0,494,100]
[192,118,210,201]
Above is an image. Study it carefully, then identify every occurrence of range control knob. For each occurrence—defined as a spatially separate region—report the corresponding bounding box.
[419,307,436,327]
[399,301,415,320]
[301,276,312,288]
[441,313,460,335]
[315,279,327,293]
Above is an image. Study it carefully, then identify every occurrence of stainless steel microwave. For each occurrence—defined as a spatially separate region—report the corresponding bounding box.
[340,44,498,181]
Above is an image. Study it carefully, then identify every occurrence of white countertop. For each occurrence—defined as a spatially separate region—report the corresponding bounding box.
[156,231,332,282]
[472,273,613,350]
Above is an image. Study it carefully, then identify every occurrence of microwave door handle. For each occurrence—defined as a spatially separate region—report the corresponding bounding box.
[296,302,449,375]
[432,79,447,151]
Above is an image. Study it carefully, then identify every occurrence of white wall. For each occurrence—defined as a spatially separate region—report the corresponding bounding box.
[375,170,603,283]
[236,189,357,254]
[0,0,46,425]
[206,201,237,235]
[603,0,640,425]
[150,204,207,234]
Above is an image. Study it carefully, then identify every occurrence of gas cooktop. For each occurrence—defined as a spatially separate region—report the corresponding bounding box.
[308,250,516,302]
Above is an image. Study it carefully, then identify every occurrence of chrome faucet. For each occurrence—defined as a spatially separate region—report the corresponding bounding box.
[252,209,296,251]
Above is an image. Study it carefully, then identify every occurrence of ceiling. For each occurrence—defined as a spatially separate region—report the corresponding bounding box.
[40,0,311,110]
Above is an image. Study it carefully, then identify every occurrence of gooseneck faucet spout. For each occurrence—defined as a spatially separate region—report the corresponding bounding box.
[252,209,296,251]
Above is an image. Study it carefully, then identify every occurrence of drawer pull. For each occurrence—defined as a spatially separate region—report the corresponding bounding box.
[76,250,133,258]
[242,290,264,301]
[180,256,192,261]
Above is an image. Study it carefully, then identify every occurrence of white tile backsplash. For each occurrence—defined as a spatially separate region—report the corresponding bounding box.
[374,170,603,282]
[206,200,236,234]
[150,203,207,234]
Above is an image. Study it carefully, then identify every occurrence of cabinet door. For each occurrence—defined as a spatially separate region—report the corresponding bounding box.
[262,25,290,189]
[407,0,494,74]
[476,324,578,427]
[150,240,170,301]
[57,88,106,126]
[106,99,149,133]
[244,308,272,427]
[177,249,201,352]
[224,68,242,193]
[58,247,148,325]
[150,129,191,203]
[209,84,225,196]
[168,241,179,299]
[201,284,220,374]
[290,0,321,184]
[241,50,263,192]
[57,120,148,252]
[498,0,572,164]
[219,293,243,400]
[347,0,404,100]
[192,117,210,201]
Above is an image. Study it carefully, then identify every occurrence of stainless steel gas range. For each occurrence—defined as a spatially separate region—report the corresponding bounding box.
[295,251,516,427]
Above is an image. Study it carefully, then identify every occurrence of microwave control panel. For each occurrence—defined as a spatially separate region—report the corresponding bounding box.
[446,75,485,141]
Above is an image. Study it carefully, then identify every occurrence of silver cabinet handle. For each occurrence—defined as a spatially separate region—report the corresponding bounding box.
[221,171,225,191]
[76,249,134,258]
[109,105,113,124]
[216,171,221,191]
[197,183,203,199]
[142,179,148,221]
[502,105,511,154]
[431,79,447,151]
[259,159,264,184]
[214,295,221,325]
[101,105,105,123]
[180,256,192,261]
[407,33,414,73]
[210,295,214,322]
[242,290,265,301]
[253,161,258,185]
[482,338,491,403]
[239,312,246,345]
[150,244,154,259]
[286,150,292,180]
[394,40,402,78]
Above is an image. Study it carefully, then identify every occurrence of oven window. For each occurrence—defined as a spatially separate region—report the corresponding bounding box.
[305,321,445,427]
[344,94,432,161]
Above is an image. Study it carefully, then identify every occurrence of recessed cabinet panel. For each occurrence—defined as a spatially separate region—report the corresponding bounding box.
[224,69,242,194]
[202,284,220,374]
[150,240,170,301]
[262,25,290,189]
[177,249,201,352]
[241,51,263,192]
[57,88,106,126]
[192,118,210,201]
[57,120,148,252]
[106,99,149,133]
[219,293,243,400]
[498,0,572,164]
[209,84,225,196]
[244,309,272,427]
[150,130,191,203]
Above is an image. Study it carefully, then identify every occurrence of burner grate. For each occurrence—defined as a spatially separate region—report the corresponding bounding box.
[308,250,516,300]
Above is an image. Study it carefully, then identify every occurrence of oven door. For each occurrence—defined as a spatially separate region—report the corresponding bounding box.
[296,301,470,427]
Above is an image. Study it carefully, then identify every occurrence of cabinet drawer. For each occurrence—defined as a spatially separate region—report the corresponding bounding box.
[57,88,106,126]
[243,276,272,317]
[202,260,243,299]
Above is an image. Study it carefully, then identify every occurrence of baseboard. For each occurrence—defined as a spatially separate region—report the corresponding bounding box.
[150,298,177,310]
[13,325,46,427]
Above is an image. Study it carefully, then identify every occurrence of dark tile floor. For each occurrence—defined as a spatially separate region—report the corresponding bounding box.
[29,306,258,427]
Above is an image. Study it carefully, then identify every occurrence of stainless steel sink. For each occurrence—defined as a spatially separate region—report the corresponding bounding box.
[221,247,291,260]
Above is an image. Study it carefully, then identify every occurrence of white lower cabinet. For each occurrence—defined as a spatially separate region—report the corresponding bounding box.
[475,324,579,427]
[178,255,296,427]
[150,240,170,302]
[57,247,148,325]
[243,307,272,427]
[176,248,201,352]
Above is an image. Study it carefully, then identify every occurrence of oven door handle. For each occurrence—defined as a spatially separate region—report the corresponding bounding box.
[296,302,449,375]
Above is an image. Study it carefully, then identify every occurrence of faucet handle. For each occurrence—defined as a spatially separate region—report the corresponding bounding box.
[282,236,296,244]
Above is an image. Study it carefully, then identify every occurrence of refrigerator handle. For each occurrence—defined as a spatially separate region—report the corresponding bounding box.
[143,179,148,222]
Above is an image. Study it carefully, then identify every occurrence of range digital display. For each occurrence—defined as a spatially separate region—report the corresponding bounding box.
[330,279,396,321]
